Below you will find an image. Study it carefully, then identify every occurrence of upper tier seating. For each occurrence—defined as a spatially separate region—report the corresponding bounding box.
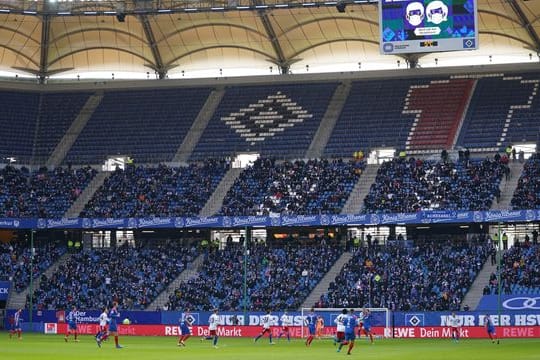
[191,83,338,160]
[64,87,212,164]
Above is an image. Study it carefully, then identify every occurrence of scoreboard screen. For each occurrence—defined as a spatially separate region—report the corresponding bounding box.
[379,0,478,54]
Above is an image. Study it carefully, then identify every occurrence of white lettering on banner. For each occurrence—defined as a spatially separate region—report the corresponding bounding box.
[440,315,475,326]
[0,287,8,293]
[247,315,280,326]
[394,328,415,338]
[194,326,242,337]
[166,326,181,336]
[503,327,534,337]
[514,314,540,326]
[420,328,440,337]
[217,327,242,337]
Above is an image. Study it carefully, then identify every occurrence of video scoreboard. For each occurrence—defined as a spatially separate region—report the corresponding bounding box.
[379,0,478,54]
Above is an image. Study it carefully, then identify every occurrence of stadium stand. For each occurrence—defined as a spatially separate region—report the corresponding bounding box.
[166,243,341,311]
[64,87,212,165]
[318,239,491,311]
[28,240,199,310]
[190,83,338,160]
[220,158,365,216]
[0,237,66,293]
[457,74,540,149]
[0,91,40,164]
[487,243,540,295]
[404,79,473,150]
[80,160,227,218]
[363,157,506,213]
[511,153,540,209]
[33,92,92,163]
[0,165,97,218]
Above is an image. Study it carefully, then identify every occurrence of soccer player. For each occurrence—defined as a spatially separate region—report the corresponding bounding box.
[278,311,291,342]
[178,310,194,347]
[108,302,123,348]
[96,306,109,347]
[254,309,274,344]
[484,315,499,344]
[334,308,347,346]
[65,306,79,342]
[316,316,325,339]
[448,312,460,342]
[8,313,15,339]
[13,309,23,340]
[201,308,220,348]
[304,308,317,346]
[360,308,374,344]
[338,309,358,355]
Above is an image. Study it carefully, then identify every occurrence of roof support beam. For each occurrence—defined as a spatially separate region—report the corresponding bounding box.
[38,14,51,84]
[253,2,291,74]
[508,0,540,52]
[139,14,167,79]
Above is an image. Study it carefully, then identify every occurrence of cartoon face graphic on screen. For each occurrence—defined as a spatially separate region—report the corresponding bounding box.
[426,1,448,25]
[405,2,425,27]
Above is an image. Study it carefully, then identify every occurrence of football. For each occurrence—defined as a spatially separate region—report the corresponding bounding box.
[122,318,131,325]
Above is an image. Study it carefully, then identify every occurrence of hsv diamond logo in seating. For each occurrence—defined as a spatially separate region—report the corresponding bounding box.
[221,91,313,145]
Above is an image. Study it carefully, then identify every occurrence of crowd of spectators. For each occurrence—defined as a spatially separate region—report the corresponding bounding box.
[81,159,228,218]
[0,165,97,218]
[29,240,199,310]
[485,242,540,295]
[220,158,365,216]
[363,156,507,213]
[318,238,491,311]
[511,153,540,209]
[167,243,341,311]
[0,237,66,293]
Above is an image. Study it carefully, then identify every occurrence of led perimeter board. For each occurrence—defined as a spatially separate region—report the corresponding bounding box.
[379,0,478,54]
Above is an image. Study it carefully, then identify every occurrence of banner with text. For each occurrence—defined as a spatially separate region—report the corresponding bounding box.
[0,209,538,229]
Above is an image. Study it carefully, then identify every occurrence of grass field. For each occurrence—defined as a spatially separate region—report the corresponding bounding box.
[2,333,540,360]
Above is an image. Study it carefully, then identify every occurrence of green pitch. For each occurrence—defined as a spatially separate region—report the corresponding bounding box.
[2,333,540,360]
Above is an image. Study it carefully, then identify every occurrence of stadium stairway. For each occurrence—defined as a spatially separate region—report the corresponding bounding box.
[7,252,72,310]
[173,88,225,163]
[305,81,352,159]
[147,253,205,311]
[199,167,243,217]
[340,164,380,214]
[46,92,104,167]
[490,161,523,210]
[63,171,111,218]
[300,251,353,310]
[460,255,498,311]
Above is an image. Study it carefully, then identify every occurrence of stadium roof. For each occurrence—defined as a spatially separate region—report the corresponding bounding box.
[0,0,539,80]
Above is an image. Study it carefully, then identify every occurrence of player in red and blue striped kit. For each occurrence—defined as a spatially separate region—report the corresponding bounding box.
[178,310,194,347]
[305,308,317,346]
[10,309,23,340]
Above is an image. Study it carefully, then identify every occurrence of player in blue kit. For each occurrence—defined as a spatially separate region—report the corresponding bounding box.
[109,302,123,349]
[304,308,317,346]
[360,308,374,344]
[484,315,499,344]
[338,309,358,355]
[64,306,79,342]
[178,310,194,346]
